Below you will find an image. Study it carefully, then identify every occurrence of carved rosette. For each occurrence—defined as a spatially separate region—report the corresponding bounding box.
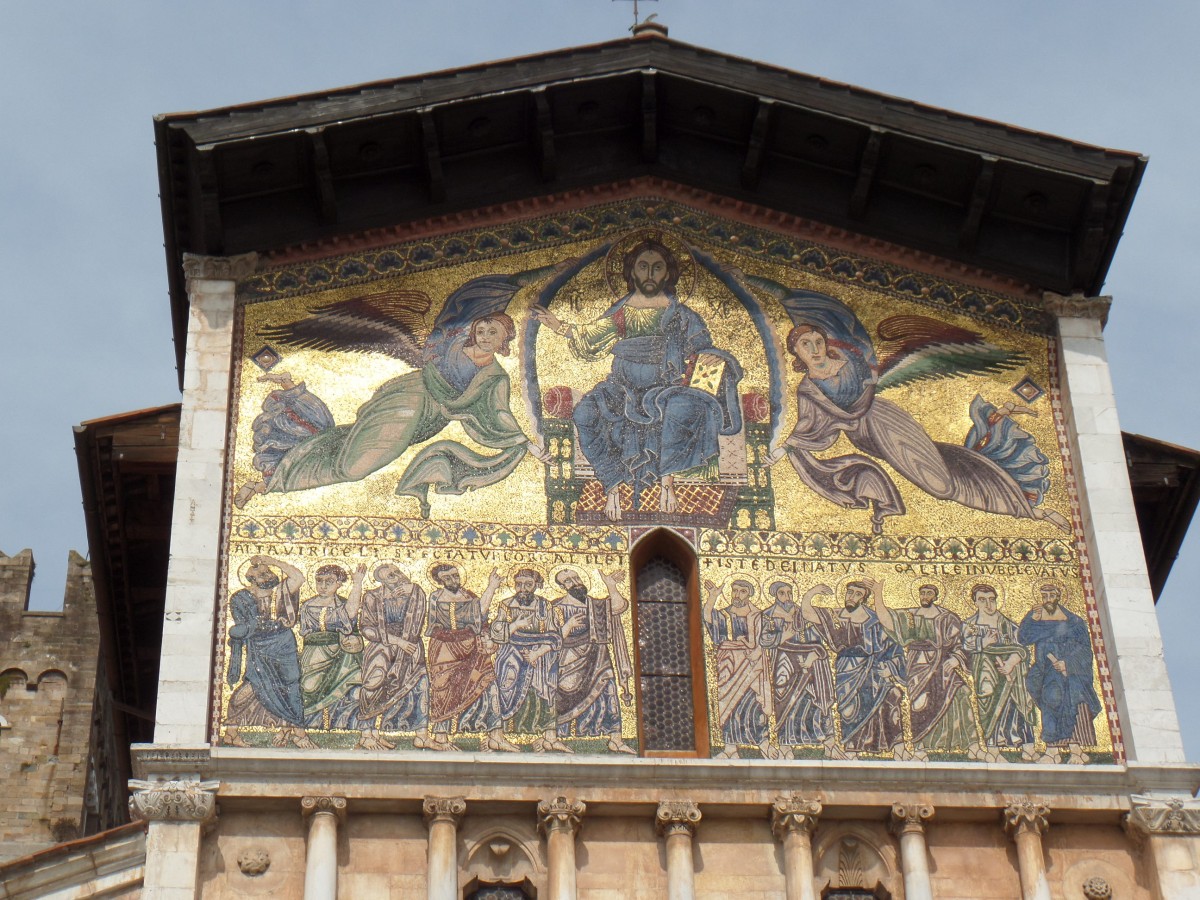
[771,796,822,840]
[301,795,347,821]
[1125,795,1200,836]
[538,796,586,836]
[656,800,701,838]
[1081,877,1112,900]
[890,803,935,836]
[182,252,259,292]
[423,796,467,828]
[1003,800,1050,838]
[128,779,220,823]
[1042,291,1112,326]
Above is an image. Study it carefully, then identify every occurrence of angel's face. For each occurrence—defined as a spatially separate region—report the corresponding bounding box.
[792,330,829,369]
[471,320,506,353]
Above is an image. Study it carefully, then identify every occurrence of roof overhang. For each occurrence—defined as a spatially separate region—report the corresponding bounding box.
[155,33,1145,384]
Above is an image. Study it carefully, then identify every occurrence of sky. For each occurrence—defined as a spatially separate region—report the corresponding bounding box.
[1,1,1197,756]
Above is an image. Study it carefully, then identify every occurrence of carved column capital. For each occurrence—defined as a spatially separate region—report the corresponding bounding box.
[890,802,934,836]
[656,800,701,837]
[538,796,586,836]
[128,779,220,823]
[182,252,259,292]
[301,795,347,822]
[771,796,822,840]
[1043,291,1112,326]
[1124,795,1200,836]
[423,796,467,828]
[1003,799,1050,837]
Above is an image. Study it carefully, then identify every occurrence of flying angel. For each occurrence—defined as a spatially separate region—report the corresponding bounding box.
[746,276,1069,534]
[234,265,568,516]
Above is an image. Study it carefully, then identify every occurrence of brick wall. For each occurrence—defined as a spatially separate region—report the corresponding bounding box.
[0,549,102,863]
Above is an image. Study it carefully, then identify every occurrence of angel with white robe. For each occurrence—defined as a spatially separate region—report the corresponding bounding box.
[234,267,564,515]
[750,279,1069,535]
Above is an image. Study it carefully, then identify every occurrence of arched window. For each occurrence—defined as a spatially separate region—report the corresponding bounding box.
[630,529,709,757]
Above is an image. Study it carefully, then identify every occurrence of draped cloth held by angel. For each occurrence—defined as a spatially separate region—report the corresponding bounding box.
[234,264,568,515]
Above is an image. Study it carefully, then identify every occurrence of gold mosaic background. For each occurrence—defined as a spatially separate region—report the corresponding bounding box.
[216,199,1117,762]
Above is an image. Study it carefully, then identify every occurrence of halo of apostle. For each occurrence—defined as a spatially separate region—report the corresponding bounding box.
[223,558,1103,763]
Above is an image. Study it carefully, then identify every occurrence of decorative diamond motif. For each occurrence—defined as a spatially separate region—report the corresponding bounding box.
[252,345,281,371]
[1011,375,1045,403]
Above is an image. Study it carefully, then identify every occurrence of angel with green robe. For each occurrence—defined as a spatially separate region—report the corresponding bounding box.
[234,267,563,515]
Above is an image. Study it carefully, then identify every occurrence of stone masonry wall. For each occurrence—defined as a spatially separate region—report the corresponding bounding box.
[0,549,101,862]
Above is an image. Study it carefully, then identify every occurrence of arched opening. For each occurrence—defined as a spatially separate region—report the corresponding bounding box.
[630,528,710,757]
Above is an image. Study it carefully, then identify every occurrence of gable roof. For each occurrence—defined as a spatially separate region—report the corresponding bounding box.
[155,32,1144,381]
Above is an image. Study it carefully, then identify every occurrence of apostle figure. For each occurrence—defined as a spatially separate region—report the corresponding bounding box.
[551,568,636,754]
[298,564,366,738]
[225,555,315,749]
[759,580,838,758]
[876,583,979,758]
[1018,583,1101,764]
[357,563,429,748]
[801,579,907,757]
[961,583,1037,762]
[424,564,517,752]
[532,236,743,519]
[490,568,565,752]
[702,578,771,758]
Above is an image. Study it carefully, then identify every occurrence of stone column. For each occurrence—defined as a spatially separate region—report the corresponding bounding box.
[890,803,934,900]
[301,796,346,900]
[424,797,465,900]
[771,796,821,900]
[129,779,220,898]
[538,796,586,900]
[1004,800,1051,900]
[1048,292,1185,764]
[656,800,701,900]
[156,252,257,747]
[1125,795,1200,899]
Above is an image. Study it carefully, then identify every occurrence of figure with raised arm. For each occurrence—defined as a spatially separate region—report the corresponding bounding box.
[702,577,771,758]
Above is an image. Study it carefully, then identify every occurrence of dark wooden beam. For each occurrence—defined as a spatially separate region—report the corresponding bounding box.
[1074,177,1113,289]
[959,155,997,250]
[306,127,338,223]
[641,72,658,162]
[849,127,883,220]
[419,109,446,203]
[193,147,224,254]
[741,97,774,190]
[532,88,557,182]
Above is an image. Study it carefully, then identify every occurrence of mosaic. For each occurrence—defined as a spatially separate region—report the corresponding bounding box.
[216,199,1118,763]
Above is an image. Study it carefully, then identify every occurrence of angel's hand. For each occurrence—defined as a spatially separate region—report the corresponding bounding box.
[526,441,552,464]
[258,371,296,389]
[999,401,1036,418]
[765,447,788,466]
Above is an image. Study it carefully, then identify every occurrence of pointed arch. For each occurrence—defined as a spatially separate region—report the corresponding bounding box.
[630,528,710,757]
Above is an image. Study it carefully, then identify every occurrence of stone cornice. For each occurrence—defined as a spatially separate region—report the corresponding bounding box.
[131,745,213,780]
[183,252,259,291]
[771,796,822,839]
[656,800,701,837]
[1124,795,1200,835]
[1043,290,1112,327]
[538,796,586,836]
[890,802,935,835]
[423,796,466,827]
[128,778,220,823]
[1004,799,1050,837]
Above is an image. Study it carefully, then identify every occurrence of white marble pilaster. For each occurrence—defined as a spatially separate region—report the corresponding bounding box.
[155,252,257,746]
[656,800,701,900]
[1049,291,1185,764]
[1004,799,1051,900]
[890,803,934,900]
[128,778,219,898]
[771,796,821,900]
[1125,795,1200,899]
[424,797,465,900]
[538,796,585,900]
[302,796,346,900]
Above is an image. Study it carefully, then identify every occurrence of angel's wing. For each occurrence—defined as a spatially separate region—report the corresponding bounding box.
[875,315,1026,391]
[258,289,432,368]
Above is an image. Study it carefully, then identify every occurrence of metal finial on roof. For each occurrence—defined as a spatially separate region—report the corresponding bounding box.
[632,13,668,37]
[612,0,661,33]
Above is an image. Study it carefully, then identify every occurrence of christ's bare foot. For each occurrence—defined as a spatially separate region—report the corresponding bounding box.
[604,488,623,521]
[659,477,678,513]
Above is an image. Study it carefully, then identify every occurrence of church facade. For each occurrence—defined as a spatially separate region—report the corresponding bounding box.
[124,26,1199,900]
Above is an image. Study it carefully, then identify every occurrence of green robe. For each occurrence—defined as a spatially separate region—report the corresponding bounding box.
[267,358,528,515]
